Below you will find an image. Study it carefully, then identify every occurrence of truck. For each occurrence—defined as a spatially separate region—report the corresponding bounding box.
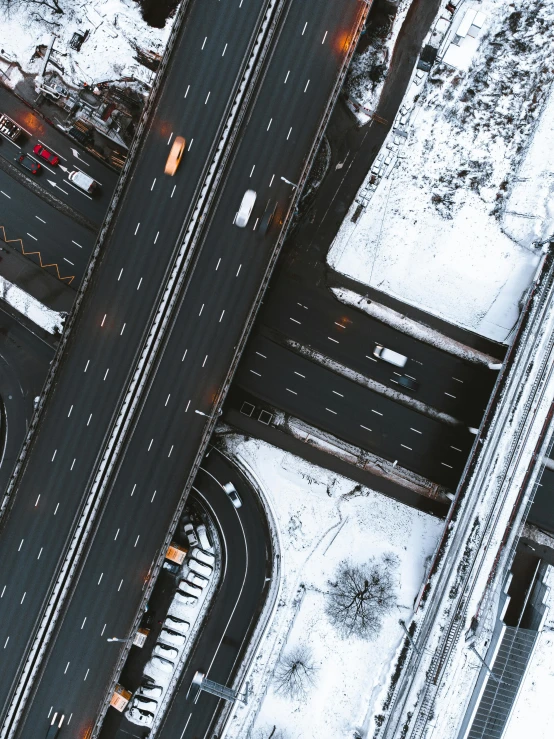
[0,113,24,142]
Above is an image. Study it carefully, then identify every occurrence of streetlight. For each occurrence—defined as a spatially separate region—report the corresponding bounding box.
[195,409,222,418]
[106,637,126,643]
[280,176,299,188]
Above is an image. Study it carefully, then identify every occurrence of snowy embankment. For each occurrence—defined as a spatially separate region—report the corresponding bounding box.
[221,437,442,739]
[329,0,554,343]
[0,275,63,334]
[0,0,172,91]
[504,567,554,739]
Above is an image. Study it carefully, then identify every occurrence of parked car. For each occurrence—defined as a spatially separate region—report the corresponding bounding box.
[127,707,154,727]
[131,695,157,712]
[153,643,178,661]
[223,482,242,508]
[196,524,212,552]
[186,572,207,589]
[146,656,173,674]
[15,153,40,174]
[158,628,187,647]
[164,614,190,634]
[173,591,198,608]
[33,143,59,165]
[183,523,199,548]
[190,548,214,568]
[189,559,212,580]
[138,683,163,700]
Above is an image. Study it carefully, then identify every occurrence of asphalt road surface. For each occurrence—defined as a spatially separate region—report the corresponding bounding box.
[0,307,54,496]
[0,168,95,285]
[2,0,362,735]
[0,0,271,726]
[257,276,496,426]
[235,334,474,488]
[0,85,118,227]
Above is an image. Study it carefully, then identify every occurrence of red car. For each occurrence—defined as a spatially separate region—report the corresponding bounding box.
[33,143,59,166]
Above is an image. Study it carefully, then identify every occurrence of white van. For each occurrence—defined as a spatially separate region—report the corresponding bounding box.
[68,169,98,194]
[373,344,408,368]
[234,189,256,227]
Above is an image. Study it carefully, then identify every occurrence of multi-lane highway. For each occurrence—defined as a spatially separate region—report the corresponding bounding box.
[0,0,362,736]
[0,168,95,285]
[257,276,496,425]
[235,334,474,488]
[0,0,273,729]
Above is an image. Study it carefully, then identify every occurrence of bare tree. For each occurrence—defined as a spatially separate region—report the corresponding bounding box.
[0,0,64,17]
[326,557,397,640]
[254,727,287,739]
[274,645,317,701]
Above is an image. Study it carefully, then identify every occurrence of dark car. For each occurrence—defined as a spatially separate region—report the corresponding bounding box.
[33,143,59,165]
[398,375,419,392]
[259,200,277,235]
[15,153,41,174]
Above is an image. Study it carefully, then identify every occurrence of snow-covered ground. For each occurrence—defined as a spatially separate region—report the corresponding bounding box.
[0,0,173,91]
[0,274,64,334]
[345,0,414,125]
[221,437,443,739]
[504,569,554,739]
[329,0,554,343]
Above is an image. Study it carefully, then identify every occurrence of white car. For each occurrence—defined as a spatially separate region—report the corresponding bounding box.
[223,482,242,508]
[146,656,173,674]
[159,628,187,647]
[138,684,163,700]
[186,572,207,590]
[127,707,154,727]
[196,524,212,552]
[183,523,199,548]
[189,559,212,580]
[153,643,178,661]
[173,591,198,608]
[131,696,157,712]
[164,615,190,635]
[190,548,214,567]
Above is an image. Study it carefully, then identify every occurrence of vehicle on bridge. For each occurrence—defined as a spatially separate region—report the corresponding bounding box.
[68,169,98,194]
[165,135,186,175]
[33,144,59,166]
[373,344,408,368]
[44,712,64,738]
[234,189,256,228]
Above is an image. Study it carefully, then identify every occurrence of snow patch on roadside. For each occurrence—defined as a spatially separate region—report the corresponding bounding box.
[222,436,442,739]
[0,275,63,334]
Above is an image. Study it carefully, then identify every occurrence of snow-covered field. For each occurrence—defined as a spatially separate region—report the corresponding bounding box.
[329,0,554,343]
[504,568,554,739]
[0,0,173,91]
[222,437,442,739]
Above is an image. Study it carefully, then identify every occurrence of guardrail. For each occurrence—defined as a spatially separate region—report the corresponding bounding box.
[378,246,554,739]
